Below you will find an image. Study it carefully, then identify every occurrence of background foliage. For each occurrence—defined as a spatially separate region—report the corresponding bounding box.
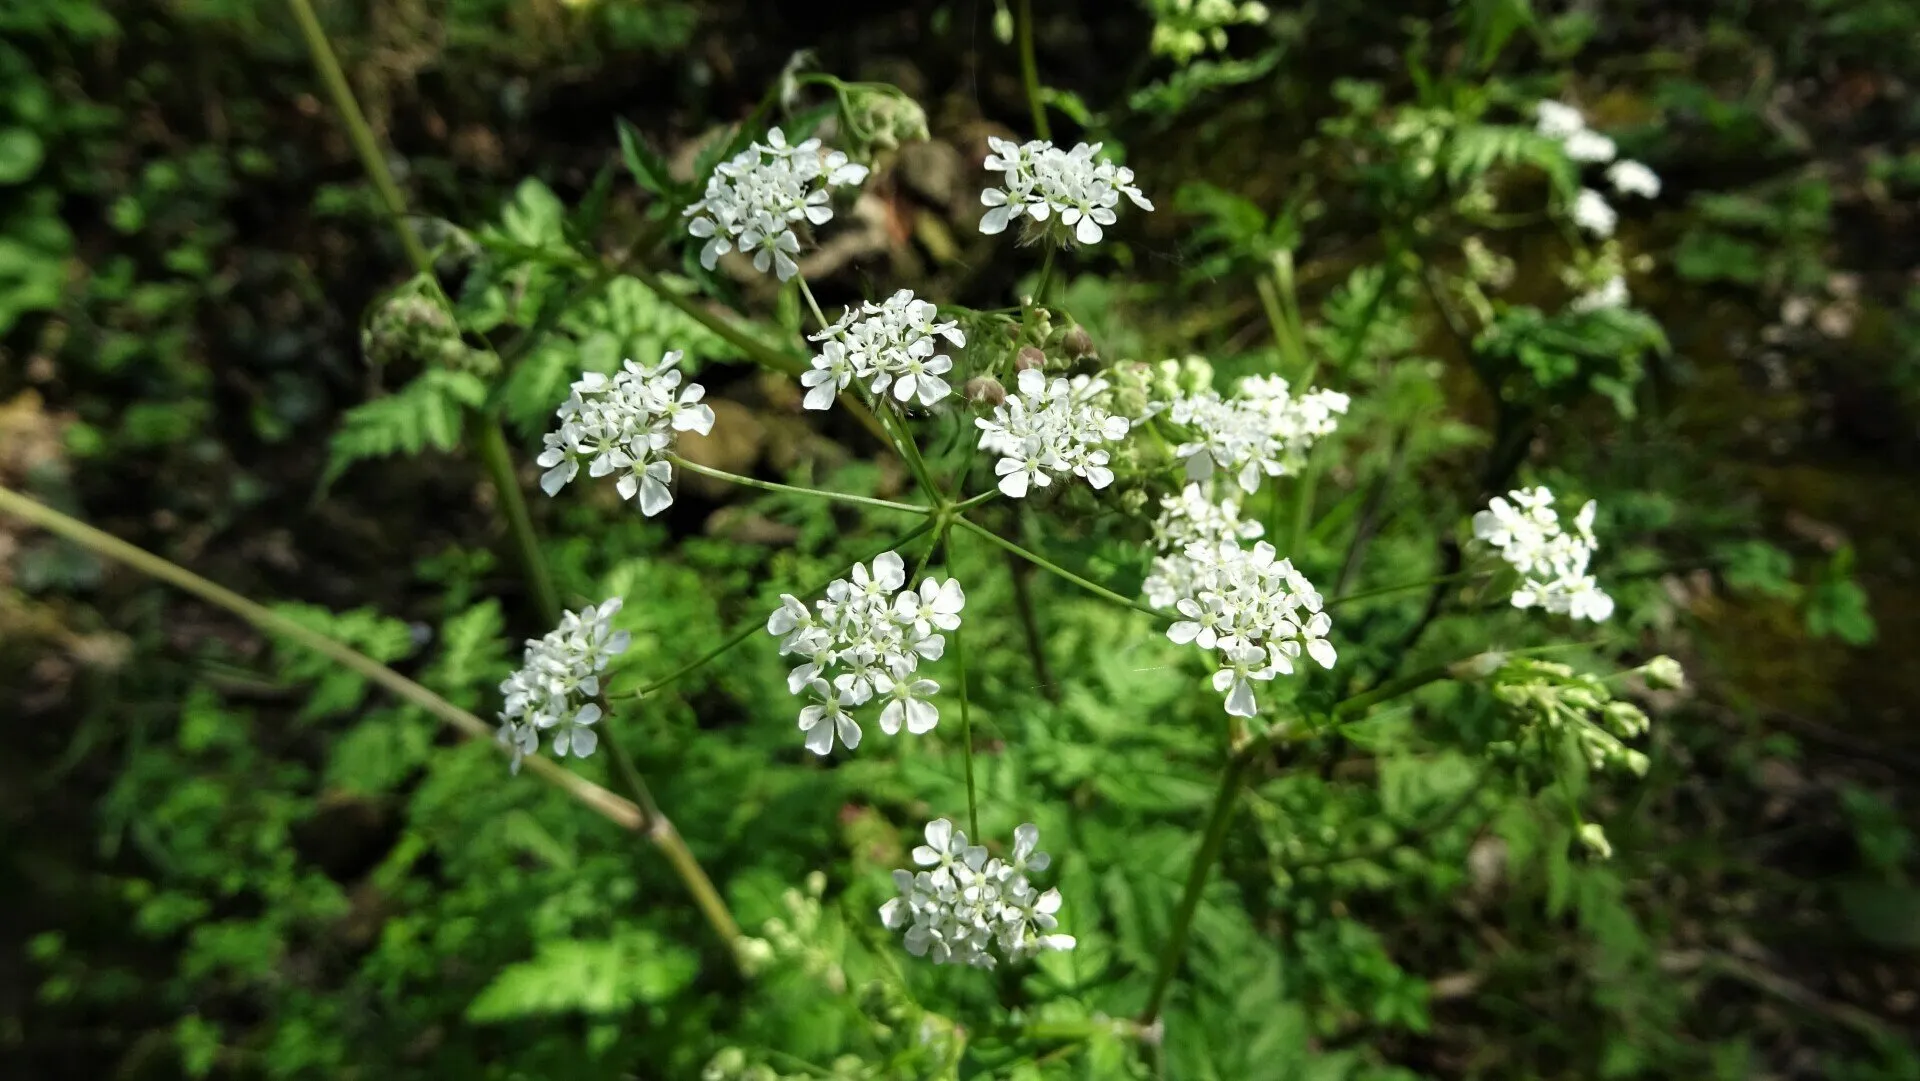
[3,0,1917,1078]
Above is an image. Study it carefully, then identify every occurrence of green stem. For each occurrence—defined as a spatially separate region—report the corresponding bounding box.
[1139,755,1250,1024]
[1325,570,1477,609]
[472,415,562,625]
[669,455,930,516]
[1017,0,1050,140]
[602,722,742,948]
[621,518,939,700]
[953,516,1164,621]
[1033,247,1057,306]
[0,485,639,831]
[951,489,1003,513]
[1287,449,1321,561]
[286,0,559,630]
[881,400,946,506]
[795,276,833,331]
[955,623,980,839]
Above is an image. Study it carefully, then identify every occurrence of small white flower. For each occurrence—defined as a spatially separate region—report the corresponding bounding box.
[1535,100,1587,140]
[1571,275,1630,313]
[1167,376,1348,495]
[797,678,864,756]
[882,820,1074,967]
[1607,159,1661,199]
[1562,128,1617,164]
[539,351,713,517]
[976,369,1131,499]
[1572,188,1617,237]
[978,138,1153,246]
[1475,487,1614,623]
[806,289,964,410]
[496,600,629,772]
[683,127,869,281]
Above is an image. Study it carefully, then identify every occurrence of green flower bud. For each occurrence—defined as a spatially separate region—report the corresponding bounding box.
[1642,655,1685,690]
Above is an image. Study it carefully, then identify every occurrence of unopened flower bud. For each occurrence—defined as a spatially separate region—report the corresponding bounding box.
[1448,650,1507,682]
[1578,822,1613,859]
[1603,701,1649,737]
[1015,345,1046,371]
[1062,325,1094,358]
[964,375,1006,405]
[1642,655,1685,690]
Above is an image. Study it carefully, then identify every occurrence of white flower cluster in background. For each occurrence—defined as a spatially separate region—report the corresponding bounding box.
[803,289,966,409]
[879,819,1075,968]
[538,351,715,516]
[978,137,1154,246]
[495,599,630,773]
[1570,274,1630,313]
[684,127,870,280]
[1166,375,1350,494]
[766,552,965,755]
[1142,483,1265,610]
[1162,539,1336,717]
[976,368,1133,497]
[1473,487,1614,622]
[1533,101,1660,241]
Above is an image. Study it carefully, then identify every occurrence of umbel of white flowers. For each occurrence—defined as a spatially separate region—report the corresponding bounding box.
[1473,486,1615,622]
[766,551,965,755]
[880,819,1075,968]
[978,137,1154,246]
[1161,535,1337,717]
[975,369,1133,497]
[1533,100,1661,242]
[1163,374,1350,494]
[495,599,630,773]
[684,127,870,280]
[804,288,965,410]
[1142,482,1266,610]
[538,351,715,516]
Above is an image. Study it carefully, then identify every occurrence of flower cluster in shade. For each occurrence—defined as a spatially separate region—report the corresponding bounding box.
[495,599,629,773]
[1164,374,1350,494]
[880,820,1075,968]
[804,289,965,409]
[1473,487,1615,622]
[978,137,1154,246]
[1142,482,1265,610]
[766,552,965,755]
[684,127,869,281]
[537,351,714,516]
[975,369,1133,497]
[1534,100,1660,244]
[1159,535,1337,718]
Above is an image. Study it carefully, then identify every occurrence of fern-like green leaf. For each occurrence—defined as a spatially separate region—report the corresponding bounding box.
[1444,124,1573,195]
[268,604,417,721]
[322,369,488,489]
[466,930,699,1022]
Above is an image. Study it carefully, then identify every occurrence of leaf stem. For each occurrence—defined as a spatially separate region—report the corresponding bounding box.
[668,454,930,515]
[952,516,1163,621]
[1016,0,1050,141]
[472,415,562,625]
[955,623,980,840]
[1139,755,1250,1024]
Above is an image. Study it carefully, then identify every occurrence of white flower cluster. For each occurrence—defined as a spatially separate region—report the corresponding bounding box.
[1163,539,1336,717]
[684,127,870,280]
[766,552,966,755]
[975,368,1133,497]
[879,819,1075,968]
[1533,101,1660,240]
[803,289,966,410]
[1142,483,1265,609]
[978,137,1154,246]
[1570,274,1629,313]
[1167,375,1350,494]
[1473,487,1615,622]
[495,599,630,773]
[537,351,714,516]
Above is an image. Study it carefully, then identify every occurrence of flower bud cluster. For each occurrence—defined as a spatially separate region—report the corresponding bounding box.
[879,820,1074,968]
[767,552,965,755]
[1472,487,1614,622]
[537,351,715,516]
[804,289,965,409]
[975,369,1133,497]
[1147,0,1272,64]
[1165,375,1350,494]
[495,599,630,773]
[1163,539,1336,717]
[685,127,870,280]
[1142,483,1265,610]
[1490,658,1651,776]
[978,137,1155,246]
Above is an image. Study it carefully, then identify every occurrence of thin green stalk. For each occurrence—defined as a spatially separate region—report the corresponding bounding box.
[1016,0,1050,140]
[0,485,638,830]
[953,516,1164,621]
[1033,247,1057,306]
[1288,449,1321,561]
[1139,755,1250,1024]
[1326,570,1477,608]
[881,400,947,506]
[472,415,561,625]
[955,622,980,839]
[669,455,930,516]
[951,488,1002,513]
[1004,545,1058,701]
[622,518,938,700]
[795,276,833,331]
[602,723,742,947]
[286,0,559,627]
